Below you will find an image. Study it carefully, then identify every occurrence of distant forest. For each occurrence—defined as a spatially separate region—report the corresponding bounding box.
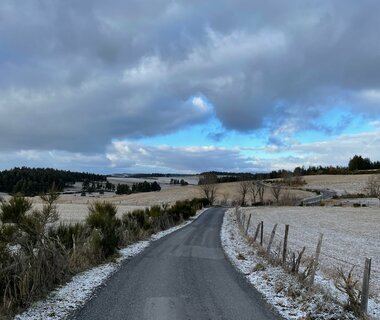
[200,155,380,184]
[1,155,379,196]
[122,173,193,178]
[0,167,106,196]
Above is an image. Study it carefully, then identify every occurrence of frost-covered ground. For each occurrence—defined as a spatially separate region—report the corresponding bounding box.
[15,209,207,320]
[303,174,374,196]
[335,197,380,207]
[221,208,380,319]
[235,207,380,318]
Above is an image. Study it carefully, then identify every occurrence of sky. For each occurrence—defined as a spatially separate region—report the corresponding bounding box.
[1,0,380,174]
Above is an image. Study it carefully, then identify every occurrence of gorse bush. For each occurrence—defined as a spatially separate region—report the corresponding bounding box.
[87,202,121,258]
[0,195,208,318]
[0,195,32,224]
[0,190,67,316]
[50,222,89,250]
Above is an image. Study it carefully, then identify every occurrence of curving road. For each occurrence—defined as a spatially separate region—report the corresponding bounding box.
[299,189,337,206]
[73,208,281,320]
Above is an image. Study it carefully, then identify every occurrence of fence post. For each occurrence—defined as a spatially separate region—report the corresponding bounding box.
[253,222,261,242]
[360,258,372,314]
[245,214,252,235]
[260,221,264,246]
[267,223,278,254]
[282,224,289,264]
[310,233,323,286]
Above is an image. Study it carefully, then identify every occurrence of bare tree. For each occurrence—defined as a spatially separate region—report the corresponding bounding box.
[221,192,229,206]
[238,181,250,206]
[249,181,259,204]
[271,184,282,203]
[199,173,218,205]
[365,175,380,198]
[257,182,265,203]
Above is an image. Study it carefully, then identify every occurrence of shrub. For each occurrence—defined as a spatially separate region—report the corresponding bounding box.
[168,200,196,221]
[50,223,88,250]
[0,195,32,224]
[335,266,361,316]
[86,202,121,258]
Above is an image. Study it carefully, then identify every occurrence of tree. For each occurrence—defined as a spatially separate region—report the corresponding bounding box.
[257,183,265,203]
[238,181,250,206]
[199,173,218,205]
[249,181,259,204]
[365,175,380,198]
[271,184,282,203]
[348,155,371,171]
[180,179,188,186]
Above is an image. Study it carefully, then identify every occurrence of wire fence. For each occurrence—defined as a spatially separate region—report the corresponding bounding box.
[235,207,378,311]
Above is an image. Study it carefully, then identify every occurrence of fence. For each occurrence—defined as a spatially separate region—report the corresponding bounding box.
[235,208,375,315]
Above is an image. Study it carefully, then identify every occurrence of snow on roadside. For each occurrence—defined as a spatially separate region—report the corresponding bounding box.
[15,208,207,320]
[221,208,362,320]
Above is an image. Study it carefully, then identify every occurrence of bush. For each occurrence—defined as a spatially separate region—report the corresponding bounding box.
[0,196,205,318]
[86,202,121,258]
[50,223,88,250]
[0,195,32,224]
[168,200,194,221]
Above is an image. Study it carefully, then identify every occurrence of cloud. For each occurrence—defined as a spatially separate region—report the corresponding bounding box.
[262,129,380,169]
[106,141,252,172]
[1,0,380,156]
[1,128,379,173]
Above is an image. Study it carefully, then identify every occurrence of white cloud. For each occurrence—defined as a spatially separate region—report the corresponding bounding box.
[192,96,208,111]
[1,128,380,173]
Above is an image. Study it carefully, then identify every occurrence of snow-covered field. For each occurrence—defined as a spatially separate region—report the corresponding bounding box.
[239,207,380,304]
[15,208,207,320]
[335,197,380,207]
[303,174,375,195]
[221,208,380,319]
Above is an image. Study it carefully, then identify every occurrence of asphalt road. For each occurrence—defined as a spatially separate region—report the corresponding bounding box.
[73,208,281,320]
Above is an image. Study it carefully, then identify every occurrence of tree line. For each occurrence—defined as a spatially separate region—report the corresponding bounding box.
[115,181,161,195]
[200,155,380,185]
[0,167,106,196]
[170,178,188,186]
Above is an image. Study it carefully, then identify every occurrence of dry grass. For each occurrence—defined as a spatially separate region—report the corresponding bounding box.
[4,182,313,224]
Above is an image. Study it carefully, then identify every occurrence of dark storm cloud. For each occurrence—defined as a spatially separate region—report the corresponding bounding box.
[1,0,380,153]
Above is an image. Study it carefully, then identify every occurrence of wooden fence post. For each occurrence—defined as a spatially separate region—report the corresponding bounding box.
[253,222,261,242]
[360,258,372,314]
[245,214,252,235]
[310,233,323,286]
[260,221,264,246]
[267,223,278,254]
[282,224,289,264]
